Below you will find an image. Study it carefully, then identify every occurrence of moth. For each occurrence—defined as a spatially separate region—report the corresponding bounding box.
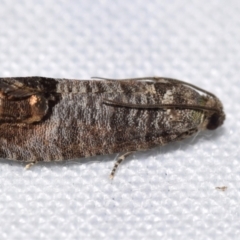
[0,76,225,178]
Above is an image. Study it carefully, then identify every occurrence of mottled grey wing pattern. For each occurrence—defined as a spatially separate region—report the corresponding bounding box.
[0,77,224,169]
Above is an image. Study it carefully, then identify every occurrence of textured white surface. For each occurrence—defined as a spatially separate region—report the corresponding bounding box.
[0,0,239,239]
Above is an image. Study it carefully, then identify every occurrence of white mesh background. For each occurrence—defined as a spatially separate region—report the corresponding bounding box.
[0,0,239,239]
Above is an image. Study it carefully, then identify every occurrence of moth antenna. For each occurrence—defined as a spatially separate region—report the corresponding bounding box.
[92,76,218,99]
[157,77,217,98]
[91,76,158,81]
[103,99,220,113]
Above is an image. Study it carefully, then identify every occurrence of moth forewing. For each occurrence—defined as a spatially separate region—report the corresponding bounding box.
[0,77,225,178]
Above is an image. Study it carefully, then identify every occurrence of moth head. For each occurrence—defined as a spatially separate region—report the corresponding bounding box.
[206,111,225,130]
[202,96,225,130]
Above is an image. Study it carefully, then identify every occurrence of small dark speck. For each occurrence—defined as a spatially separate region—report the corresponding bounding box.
[216,186,227,191]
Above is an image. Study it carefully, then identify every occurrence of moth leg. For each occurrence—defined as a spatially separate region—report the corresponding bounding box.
[25,161,39,169]
[110,152,134,179]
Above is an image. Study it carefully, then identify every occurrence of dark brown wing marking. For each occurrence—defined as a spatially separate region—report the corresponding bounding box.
[0,77,60,124]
